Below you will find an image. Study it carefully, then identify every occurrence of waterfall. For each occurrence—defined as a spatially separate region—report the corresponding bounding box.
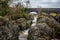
[31,15,38,26]
[19,15,38,40]
[19,29,29,40]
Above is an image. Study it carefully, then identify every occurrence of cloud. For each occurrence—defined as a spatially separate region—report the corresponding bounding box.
[30,0,60,8]
[39,0,59,3]
[9,0,60,8]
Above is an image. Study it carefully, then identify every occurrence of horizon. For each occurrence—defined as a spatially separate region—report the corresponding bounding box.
[9,0,60,8]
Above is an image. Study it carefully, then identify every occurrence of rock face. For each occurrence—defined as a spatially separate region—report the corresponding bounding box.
[0,17,20,40]
[28,23,52,40]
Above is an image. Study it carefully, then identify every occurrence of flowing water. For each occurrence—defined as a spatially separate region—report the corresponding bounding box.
[19,29,29,40]
[19,15,38,40]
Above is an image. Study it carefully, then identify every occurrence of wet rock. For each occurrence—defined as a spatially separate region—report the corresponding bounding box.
[28,23,52,40]
[0,17,20,40]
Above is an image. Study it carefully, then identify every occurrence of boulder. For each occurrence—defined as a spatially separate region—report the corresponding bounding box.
[16,18,32,31]
[0,17,20,40]
[28,23,52,40]
[37,15,60,39]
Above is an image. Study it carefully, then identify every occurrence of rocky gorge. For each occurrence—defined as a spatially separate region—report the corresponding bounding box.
[0,16,32,40]
[0,13,60,40]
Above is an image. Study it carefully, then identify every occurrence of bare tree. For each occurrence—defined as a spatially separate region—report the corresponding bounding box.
[26,0,31,8]
[37,6,42,16]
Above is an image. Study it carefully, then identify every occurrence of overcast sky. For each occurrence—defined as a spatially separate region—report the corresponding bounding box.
[9,0,60,8]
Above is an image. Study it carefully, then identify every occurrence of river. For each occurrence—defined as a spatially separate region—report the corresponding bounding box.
[19,15,38,40]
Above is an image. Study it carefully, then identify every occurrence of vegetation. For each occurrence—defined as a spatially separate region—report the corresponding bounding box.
[0,0,30,20]
[50,13,57,17]
[0,0,9,16]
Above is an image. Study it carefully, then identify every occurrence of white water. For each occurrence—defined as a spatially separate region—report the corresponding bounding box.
[19,15,38,40]
[31,16,38,26]
[19,29,29,40]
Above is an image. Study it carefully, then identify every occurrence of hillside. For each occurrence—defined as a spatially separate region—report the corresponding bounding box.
[28,8,60,13]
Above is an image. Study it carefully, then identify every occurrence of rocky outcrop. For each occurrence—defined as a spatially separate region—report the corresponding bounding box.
[28,15,60,40]
[0,16,20,40]
[37,16,60,39]
[28,23,52,40]
[16,18,32,31]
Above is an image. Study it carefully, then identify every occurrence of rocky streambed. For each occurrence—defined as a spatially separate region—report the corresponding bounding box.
[19,15,38,40]
[28,15,60,40]
[0,14,60,40]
